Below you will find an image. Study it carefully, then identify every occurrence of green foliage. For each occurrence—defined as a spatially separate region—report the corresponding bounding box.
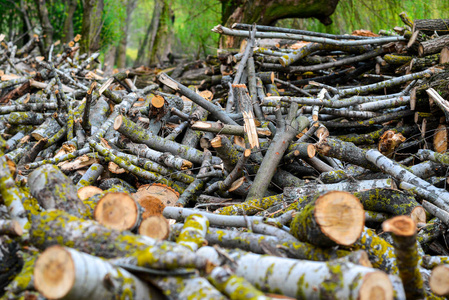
[278,0,449,35]
[100,0,127,48]
[171,0,221,57]
[46,0,66,40]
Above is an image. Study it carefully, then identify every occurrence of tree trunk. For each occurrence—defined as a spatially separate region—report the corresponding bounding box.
[80,0,104,54]
[62,0,77,44]
[103,44,116,76]
[133,0,163,67]
[34,0,53,51]
[147,0,174,65]
[220,0,340,48]
[116,0,137,69]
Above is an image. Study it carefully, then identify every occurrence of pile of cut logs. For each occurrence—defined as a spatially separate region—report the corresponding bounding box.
[3,14,449,300]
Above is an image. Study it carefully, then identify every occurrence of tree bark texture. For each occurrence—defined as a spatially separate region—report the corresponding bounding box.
[80,0,104,54]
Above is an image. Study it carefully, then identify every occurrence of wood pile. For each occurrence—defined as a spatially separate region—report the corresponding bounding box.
[3,14,449,300]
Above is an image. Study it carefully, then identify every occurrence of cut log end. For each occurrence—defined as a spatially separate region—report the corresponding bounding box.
[433,124,448,153]
[78,186,103,201]
[136,195,166,219]
[34,246,75,299]
[199,90,213,101]
[210,135,222,148]
[307,144,316,158]
[359,271,393,300]
[138,215,170,240]
[228,176,246,192]
[410,206,426,225]
[136,183,179,206]
[151,95,165,108]
[358,251,373,268]
[10,220,23,236]
[430,264,449,296]
[440,47,449,64]
[94,192,139,231]
[181,160,194,170]
[31,132,45,141]
[113,115,124,131]
[315,191,365,246]
[418,44,424,57]
[382,215,416,237]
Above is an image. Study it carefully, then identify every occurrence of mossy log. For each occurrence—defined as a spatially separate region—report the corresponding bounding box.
[123,140,192,171]
[383,216,425,300]
[351,227,398,274]
[170,223,349,260]
[114,114,221,165]
[290,191,365,248]
[418,34,449,56]
[176,214,209,252]
[383,54,413,65]
[210,135,240,172]
[0,155,29,231]
[316,137,379,171]
[366,149,449,209]
[1,251,36,299]
[422,255,449,269]
[215,193,283,216]
[88,139,186,193]
[77,185,102,201]
[208,266,270,300]
[31,117,62,141]
[28,164,87,218]
[354,188,425,223]
[191,121,272,138]
[214,248,394,300]
[176,150,212,207]
[147,275,226,300]
[75,163,104,188]
[34,246,160,300]
[205,149,250,195]
[284,179,394,202]
[82,185,128,217]
[29,210,210,270]
[0,237,23,293]
[7,112,51,126]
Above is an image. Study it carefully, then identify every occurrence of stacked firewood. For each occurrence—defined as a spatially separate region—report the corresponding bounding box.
[3,13,449,300]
